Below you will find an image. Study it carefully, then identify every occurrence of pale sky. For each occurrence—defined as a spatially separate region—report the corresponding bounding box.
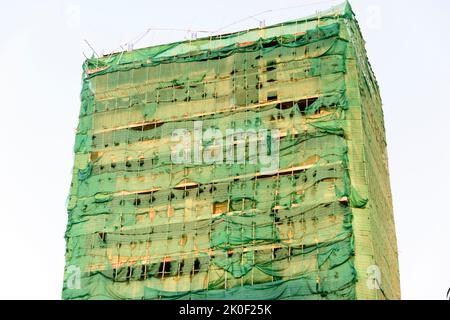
[0,0,449,300]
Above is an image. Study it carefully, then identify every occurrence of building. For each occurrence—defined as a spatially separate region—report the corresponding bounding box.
[63,2,400,300]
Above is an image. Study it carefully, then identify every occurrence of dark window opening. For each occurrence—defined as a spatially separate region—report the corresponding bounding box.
[178,260,185,275]
[140,265,147,280]
[158,260,171,277]
[267,91,278,102]
[130,122,164,131]
[265,59,277,71]
[273,247,281,258]
[113,268,118,281]
[297,97,318,114]
[126,266,133,281]
[276,101,294,110]
[192,259,200,276]
[98,232,107,243]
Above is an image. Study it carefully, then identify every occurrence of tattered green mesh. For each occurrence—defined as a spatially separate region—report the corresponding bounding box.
[63,2,400,300]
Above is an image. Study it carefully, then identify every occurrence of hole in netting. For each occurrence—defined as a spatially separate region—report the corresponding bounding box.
[130,122,164,131]
[213,201,228,215]
[297,97,318,114]
[98,232,107,243]
[276,101,294,110]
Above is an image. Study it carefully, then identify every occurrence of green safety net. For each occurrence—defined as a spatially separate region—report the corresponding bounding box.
[63,1,400,300]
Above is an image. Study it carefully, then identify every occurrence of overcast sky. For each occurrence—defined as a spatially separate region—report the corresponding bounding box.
[0,0,448,300]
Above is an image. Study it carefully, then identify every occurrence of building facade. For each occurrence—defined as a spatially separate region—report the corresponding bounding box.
[63,2,400,299]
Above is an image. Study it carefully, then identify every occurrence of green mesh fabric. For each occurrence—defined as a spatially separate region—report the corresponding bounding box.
[63,1,400,300]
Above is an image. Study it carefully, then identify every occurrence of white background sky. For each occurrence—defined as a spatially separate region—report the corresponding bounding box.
[0,0,448,300]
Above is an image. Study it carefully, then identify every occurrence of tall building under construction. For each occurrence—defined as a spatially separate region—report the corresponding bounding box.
[63,2,400,299]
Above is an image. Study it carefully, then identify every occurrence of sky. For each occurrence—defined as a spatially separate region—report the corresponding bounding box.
[0,0,448,300]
